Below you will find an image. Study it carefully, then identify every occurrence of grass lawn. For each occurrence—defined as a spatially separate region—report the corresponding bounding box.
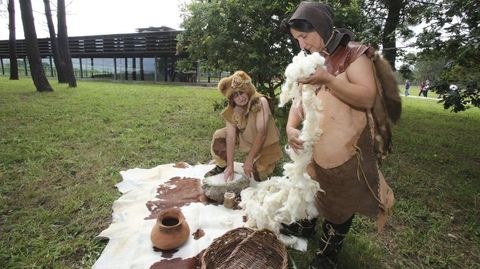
[1,77,479,268]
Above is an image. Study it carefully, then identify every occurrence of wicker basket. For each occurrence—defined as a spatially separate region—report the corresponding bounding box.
[201,227,288,269]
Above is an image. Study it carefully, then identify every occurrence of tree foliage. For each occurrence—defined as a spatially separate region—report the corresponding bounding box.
[178,0,479,112]
[358,0,440,69]
[414,0,480,112]
[177,0,417,98]
[398,64,413,80]
[177,0,300,101]
[414,55,446,83]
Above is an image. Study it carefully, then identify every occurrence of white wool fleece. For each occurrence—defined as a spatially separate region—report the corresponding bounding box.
[240,51,326,247]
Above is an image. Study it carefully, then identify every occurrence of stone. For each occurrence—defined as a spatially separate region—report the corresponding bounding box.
[202,173,250,203]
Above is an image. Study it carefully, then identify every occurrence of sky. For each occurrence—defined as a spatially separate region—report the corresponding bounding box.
[0,0,190,40]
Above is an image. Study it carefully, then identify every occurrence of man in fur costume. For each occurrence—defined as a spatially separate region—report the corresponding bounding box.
[205,71,283,181]
[282,1,398,268]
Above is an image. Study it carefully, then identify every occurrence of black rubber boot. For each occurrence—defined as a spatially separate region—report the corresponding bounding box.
[309,215,354,269]
[280,218,318,238]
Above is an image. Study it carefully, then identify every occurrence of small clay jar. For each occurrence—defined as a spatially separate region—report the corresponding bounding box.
[150,207,190,250]
[223,191,236,209]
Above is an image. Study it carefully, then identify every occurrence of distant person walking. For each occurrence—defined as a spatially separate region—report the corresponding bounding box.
[419,81,425,96]
[404,80,410,96]
[423,80,430,97]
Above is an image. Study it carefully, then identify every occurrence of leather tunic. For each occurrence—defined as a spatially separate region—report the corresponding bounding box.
[308,41,394,228]
[221,96,280,153]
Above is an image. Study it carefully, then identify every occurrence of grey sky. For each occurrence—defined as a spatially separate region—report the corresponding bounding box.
[0,0,189,39]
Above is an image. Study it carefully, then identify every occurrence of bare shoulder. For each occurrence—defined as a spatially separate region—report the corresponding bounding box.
[259,96,269,105]
[256,96,268,109]
[346,54,374,83]
[350,54,373,69]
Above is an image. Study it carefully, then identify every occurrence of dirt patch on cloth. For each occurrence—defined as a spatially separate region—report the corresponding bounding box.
[150,251,204,269]
[192,229,205,240]
[145,177,210,220]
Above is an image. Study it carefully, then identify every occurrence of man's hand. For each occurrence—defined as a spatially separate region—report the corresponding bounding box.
[223,165,234,181]
[286,127,304,153]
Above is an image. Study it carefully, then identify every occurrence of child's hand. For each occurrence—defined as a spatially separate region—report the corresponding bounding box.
[224,166,234,181]
[243,159,254,179]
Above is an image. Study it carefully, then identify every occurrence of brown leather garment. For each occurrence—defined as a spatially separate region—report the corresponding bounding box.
[325,41,368,75]
[308,126,386,225]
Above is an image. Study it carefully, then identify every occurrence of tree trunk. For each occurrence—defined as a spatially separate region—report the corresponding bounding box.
[382,0,402,70]
[19,0,53,92]
[8,0,19,80]
[57,0,77,87]
[43,0,67,82]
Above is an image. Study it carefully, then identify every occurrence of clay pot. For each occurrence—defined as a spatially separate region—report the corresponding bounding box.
[223,191,236,209]
[150,207,190,250]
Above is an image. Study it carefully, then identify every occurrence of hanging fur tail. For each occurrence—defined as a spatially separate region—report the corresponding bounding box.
[369,50,402,163]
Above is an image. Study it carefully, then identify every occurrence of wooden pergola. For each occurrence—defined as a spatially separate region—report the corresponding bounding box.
[0,27,191,81]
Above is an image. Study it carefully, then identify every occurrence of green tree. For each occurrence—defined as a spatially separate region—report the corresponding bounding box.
[414,55,445,84]
[178,0,431,96]
[397,52,416,81]
[178,0,445,101]
[177,0,299,101]
[399,64,413,81]
[358,0,439,69]
[415,0,480,112]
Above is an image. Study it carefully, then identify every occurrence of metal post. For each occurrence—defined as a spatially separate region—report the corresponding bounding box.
[49,56,54,77]
[24,57,28,76]
[113,58,117,80]
[132,57,136,80]
[140,57,144,81]
[164,57,168,82]
[90,58,94,78]
[154,56,158,82]
[124,57,128,80]
[195,61,200,83]
[79,57,83,78]
[0,58,4,75]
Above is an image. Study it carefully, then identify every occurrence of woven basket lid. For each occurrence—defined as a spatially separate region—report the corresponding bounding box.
[201,227,288,269]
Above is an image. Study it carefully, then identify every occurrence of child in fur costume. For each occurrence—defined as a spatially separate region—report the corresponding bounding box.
[205,71,282,181]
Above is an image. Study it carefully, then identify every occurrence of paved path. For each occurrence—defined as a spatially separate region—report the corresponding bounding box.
[401,94,441,101]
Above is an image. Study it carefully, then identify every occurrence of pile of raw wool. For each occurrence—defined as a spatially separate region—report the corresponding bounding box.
[240,51,325,246]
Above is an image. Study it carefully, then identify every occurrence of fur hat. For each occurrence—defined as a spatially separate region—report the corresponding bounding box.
[218,71,257,100]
